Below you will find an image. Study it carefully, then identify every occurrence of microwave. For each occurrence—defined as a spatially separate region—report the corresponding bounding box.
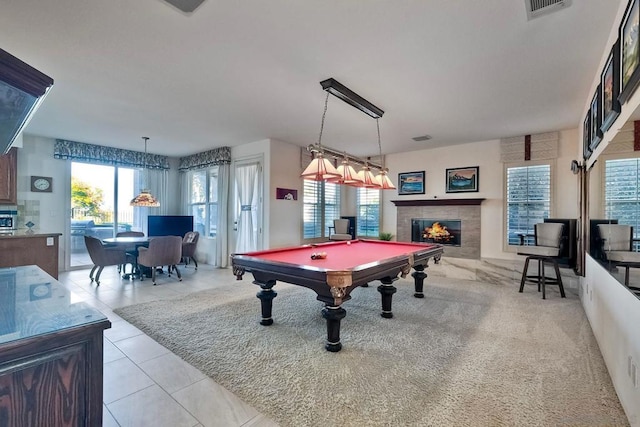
[0,211,17,230]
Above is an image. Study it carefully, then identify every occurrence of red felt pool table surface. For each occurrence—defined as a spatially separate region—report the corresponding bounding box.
[242,240,440,271]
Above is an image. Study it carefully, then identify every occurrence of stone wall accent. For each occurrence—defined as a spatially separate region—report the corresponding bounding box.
[395,201,482,259]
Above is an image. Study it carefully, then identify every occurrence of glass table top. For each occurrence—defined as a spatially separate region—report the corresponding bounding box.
[0,265,109,345]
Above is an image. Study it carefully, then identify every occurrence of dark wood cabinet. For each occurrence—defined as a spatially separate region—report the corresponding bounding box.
[0,266,111,427]
[0,147,17,204]
[0,233,61,279]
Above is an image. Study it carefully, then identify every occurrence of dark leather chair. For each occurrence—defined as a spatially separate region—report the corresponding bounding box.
[137,236,183,285]
[517,222,566,299]
[181,231,200,269]
[116,231,145,275]
[84,235,127,285]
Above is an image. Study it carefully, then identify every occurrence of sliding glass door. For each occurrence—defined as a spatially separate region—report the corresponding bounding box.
[69,162,139,268]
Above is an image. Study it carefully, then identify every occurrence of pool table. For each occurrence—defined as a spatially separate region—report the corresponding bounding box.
[231,239,443,352]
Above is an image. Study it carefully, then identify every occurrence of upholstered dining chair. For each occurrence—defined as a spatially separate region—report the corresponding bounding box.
[181,231,200,269]
[115,231,145,275]
[137,235,183,285]
[517,222,566,299]
[597,224,640,289]
[84,235,127,285]
[329,219,352,241]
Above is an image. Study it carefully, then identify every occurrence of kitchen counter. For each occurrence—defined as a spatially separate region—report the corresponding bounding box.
[0,231,62,238]
[0,232,61,278]
[0,265,110,425]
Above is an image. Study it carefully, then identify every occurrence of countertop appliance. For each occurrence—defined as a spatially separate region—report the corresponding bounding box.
[0,210,18,233]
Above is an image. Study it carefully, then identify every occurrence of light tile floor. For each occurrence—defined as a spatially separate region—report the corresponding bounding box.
[59,264,279,427]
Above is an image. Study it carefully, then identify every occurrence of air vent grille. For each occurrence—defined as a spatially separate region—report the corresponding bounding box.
[525,0,571,20]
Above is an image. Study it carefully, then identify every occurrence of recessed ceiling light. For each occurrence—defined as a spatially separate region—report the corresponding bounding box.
[412,135,432,142]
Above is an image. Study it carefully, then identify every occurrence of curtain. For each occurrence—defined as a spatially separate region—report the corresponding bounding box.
[54,139,169,170]
[131,168,169,235]
[179,171,190,215]
[235,162,259,253]
[215,163,230,267]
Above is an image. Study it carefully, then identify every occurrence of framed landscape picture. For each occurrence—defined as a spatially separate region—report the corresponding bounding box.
[590,85,603,151]
[601,39,621,133]
[398,171,425,195]
[445,166,479,193]
[619,0,640,104]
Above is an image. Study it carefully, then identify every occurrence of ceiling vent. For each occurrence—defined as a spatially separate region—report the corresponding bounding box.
[412,135,432,142]
[162,0,205,13]
[524,0,571,20]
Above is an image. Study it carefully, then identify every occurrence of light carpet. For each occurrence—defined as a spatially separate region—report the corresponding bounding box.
[114,276,628,426]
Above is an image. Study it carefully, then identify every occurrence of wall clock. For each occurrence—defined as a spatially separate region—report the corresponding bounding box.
[30,176,53,193]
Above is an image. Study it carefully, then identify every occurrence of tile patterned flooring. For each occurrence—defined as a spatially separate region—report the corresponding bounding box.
[59,264,279,427]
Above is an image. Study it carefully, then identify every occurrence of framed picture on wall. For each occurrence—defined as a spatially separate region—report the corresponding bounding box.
[619,0,640,104]
[445,166,479,193]
[398,171,425,195]
[601,39,621,133]
[589,86,603,151]
[583,112,592,160]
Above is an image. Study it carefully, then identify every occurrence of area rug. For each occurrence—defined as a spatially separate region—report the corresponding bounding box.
[114,277,628,426]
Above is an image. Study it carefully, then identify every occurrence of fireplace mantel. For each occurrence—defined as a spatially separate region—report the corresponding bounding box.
[391,198,485,207]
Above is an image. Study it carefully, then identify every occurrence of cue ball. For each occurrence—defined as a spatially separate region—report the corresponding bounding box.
[347,241,351,245]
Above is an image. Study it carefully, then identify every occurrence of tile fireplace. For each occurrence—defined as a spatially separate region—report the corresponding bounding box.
[412,219,461,246]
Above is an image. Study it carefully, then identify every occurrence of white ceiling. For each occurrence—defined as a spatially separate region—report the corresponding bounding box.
[0,0,621,158]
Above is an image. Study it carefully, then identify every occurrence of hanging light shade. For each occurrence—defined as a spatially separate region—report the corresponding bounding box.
[328,158,364,185]
[301,92,342,182]
[357,165,381,188]
[375,169,396,190]
[372,118,395,189]
[300,151,341,181]
[130,189,160,207]
[130,137,160,207]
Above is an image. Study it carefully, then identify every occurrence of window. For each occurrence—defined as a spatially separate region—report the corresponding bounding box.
[604,157,640,244]
[188,167,218,237]
[303,180,340,239]
[356,187,380,237]
[505,164,551,246]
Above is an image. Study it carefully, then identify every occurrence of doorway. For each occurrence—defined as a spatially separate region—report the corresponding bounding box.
[233,158,263,253]
[69,162,138,268]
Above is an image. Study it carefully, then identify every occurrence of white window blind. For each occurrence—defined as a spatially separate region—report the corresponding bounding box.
[303,180,340,239]
[605,158,640,243]
[356,188,380,237]
[506,164,551,245]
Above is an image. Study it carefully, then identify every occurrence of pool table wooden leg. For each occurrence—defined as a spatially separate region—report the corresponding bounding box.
[322,305,346,352]
[378,277,398,318]
[411,264,427,298]
[254,279,277,326]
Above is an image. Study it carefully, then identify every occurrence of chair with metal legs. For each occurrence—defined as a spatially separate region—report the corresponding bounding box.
[517,222,566,299]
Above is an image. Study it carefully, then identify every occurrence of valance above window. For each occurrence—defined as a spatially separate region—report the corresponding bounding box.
[178,146,231,171]
[54,139,170,170]
[500,132,559,163]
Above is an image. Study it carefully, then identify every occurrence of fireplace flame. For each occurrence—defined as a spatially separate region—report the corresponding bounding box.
[423,222,452,242]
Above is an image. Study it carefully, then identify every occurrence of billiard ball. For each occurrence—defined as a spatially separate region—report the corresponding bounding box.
[347,241,351,245]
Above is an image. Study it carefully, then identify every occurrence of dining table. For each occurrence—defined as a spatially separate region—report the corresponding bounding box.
[102,236,151,279]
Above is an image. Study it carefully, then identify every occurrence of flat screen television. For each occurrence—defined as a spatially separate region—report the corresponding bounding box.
[148,215,193,238]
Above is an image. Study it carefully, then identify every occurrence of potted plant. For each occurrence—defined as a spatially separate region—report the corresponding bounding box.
[379,232,393,241]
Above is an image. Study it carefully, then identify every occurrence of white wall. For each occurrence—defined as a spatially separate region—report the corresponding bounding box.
[16,135,68,271]
[382,128,579,259]
[269,139,303,248]
[583,257,640,425]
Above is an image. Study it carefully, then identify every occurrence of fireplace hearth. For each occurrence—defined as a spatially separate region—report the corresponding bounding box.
[412,219,461,246]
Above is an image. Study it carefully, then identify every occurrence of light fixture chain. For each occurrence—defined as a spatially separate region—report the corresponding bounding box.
[317,92,330,150]
[376,118,384,169]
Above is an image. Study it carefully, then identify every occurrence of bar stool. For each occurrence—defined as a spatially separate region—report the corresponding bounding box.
[517,222,566,299]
